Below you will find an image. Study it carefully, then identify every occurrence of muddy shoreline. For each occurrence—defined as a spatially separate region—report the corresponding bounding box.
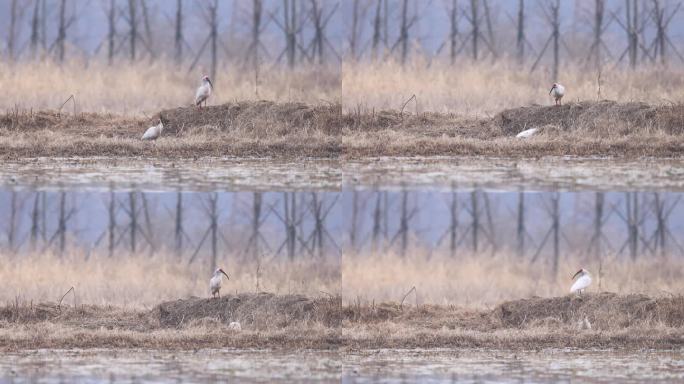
[1,293,682,351]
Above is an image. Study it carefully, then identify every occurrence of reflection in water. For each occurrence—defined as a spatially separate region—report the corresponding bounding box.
[1,348,682,383]
[0,189,342,263]
[3,187,682,264]
[344,189,684,263]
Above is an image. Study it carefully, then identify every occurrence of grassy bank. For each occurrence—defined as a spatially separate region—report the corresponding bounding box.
[1,292,682,350]
[2,100,683,158]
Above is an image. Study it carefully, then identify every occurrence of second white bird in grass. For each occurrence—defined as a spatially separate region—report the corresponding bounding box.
[550,83,565,106]
[516,127,539,139]
[195,75,213,108]
[570,268,592,295]
[141,116,164,140]
[210,267,230,298]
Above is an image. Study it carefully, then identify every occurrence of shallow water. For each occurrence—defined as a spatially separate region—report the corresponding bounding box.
[1,348,682,383]
[3,156,684,192]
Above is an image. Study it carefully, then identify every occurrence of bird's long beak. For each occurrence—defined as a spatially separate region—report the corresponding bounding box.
[220,269,229,279]
[549,86,555,95]
[572,269,582,280]
[207,78,213,89]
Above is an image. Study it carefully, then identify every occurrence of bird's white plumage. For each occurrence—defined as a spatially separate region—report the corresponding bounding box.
[141,119,163,140]
[195,77,213,107]
[210,268,229,298]
[516,127,539,139]
[570,269,592,294]
[550,83,565,105]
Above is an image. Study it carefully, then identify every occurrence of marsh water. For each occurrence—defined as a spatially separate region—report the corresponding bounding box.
[1,157,684,262]
[1,348,683,383]
[2,157,684,383]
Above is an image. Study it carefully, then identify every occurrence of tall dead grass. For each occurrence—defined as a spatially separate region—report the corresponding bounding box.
[342,60,684,116]
[342,248,684,308]
[0,60,339,115]
[0,249,339,308]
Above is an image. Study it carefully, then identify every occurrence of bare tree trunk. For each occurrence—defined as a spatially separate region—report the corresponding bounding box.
[250,0,262,66]
[551,0,560,81]
[653,0,666,65]
[30,0,41,58]
[209,0,218,80]
[208,193,218,273]
[128,0,137,61]
[175,0,183,64]
[399,0,409,65]
[470,0,479,61]
[250,192,262,260]
[57,0,67,63]
[8,0,18,61]
[551,193,560,278]
[371,192,382,253]
[517,0,525,64]
[284,0,297,68]
[109,189,116,257]
[30,192,40,250]
[449,0,459,65]
[372,0,382,61]
[129,191,137,253]
[471,190,478,252]
[482,0,495,57]
[140,0,153,58]
[58,192,67,255]
[449,187,458,257]
[399,190,409,257]
[517,190,525,257]
[175,191,183,257]
[592,0,604,71]
[350,191,359,252]
[350,0,359,60]
[311,0,325,64]
[8,190,17,252]
[41,0,47,51]
[107,0,116,65]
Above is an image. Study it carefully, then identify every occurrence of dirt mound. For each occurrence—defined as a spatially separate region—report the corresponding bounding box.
[493,101,684,137]
[158,100,342,136]
[494,292,684,329]
[156,292,341,329]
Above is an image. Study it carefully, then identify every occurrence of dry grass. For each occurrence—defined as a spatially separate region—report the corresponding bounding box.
[342,60,684,116]
[1,292,682,350]
[342,250,684,309]
[2,99,684,158]
[0,60,339,115]
[0,250,339,309]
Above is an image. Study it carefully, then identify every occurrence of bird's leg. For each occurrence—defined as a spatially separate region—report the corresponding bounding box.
[218,290,221,298]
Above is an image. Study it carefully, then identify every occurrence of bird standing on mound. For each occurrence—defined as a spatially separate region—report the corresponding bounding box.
[141,115,164,140]
[210,268,230,298]
[550,83,565,106]
[570,268,592,295]
[195,75,213,108]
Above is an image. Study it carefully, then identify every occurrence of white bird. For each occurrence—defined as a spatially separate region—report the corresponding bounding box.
[228,321,242,331]
[141,116,164,140]
[209,267,229,298]
[570,268,592,295]
[516,127,539,139]
[195,75,213,108]
[550,83,565,106]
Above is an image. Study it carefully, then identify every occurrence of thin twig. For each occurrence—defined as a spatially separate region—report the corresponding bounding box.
[58,286,74,313]
[57,95,75,118]
[400,286,416,310]
[400,94,417,120]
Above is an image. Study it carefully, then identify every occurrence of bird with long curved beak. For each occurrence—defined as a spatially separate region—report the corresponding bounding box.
[210,268,229,298]
[570,268,592,295]
[195,75,213,109]
[549,83,565,106]
[141,114,164,141]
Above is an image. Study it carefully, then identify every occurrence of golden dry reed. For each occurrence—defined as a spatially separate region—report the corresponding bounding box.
[0,60,339,115]
[342,248,684,308]
[342,59,684,116]
[0,249,339,309]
